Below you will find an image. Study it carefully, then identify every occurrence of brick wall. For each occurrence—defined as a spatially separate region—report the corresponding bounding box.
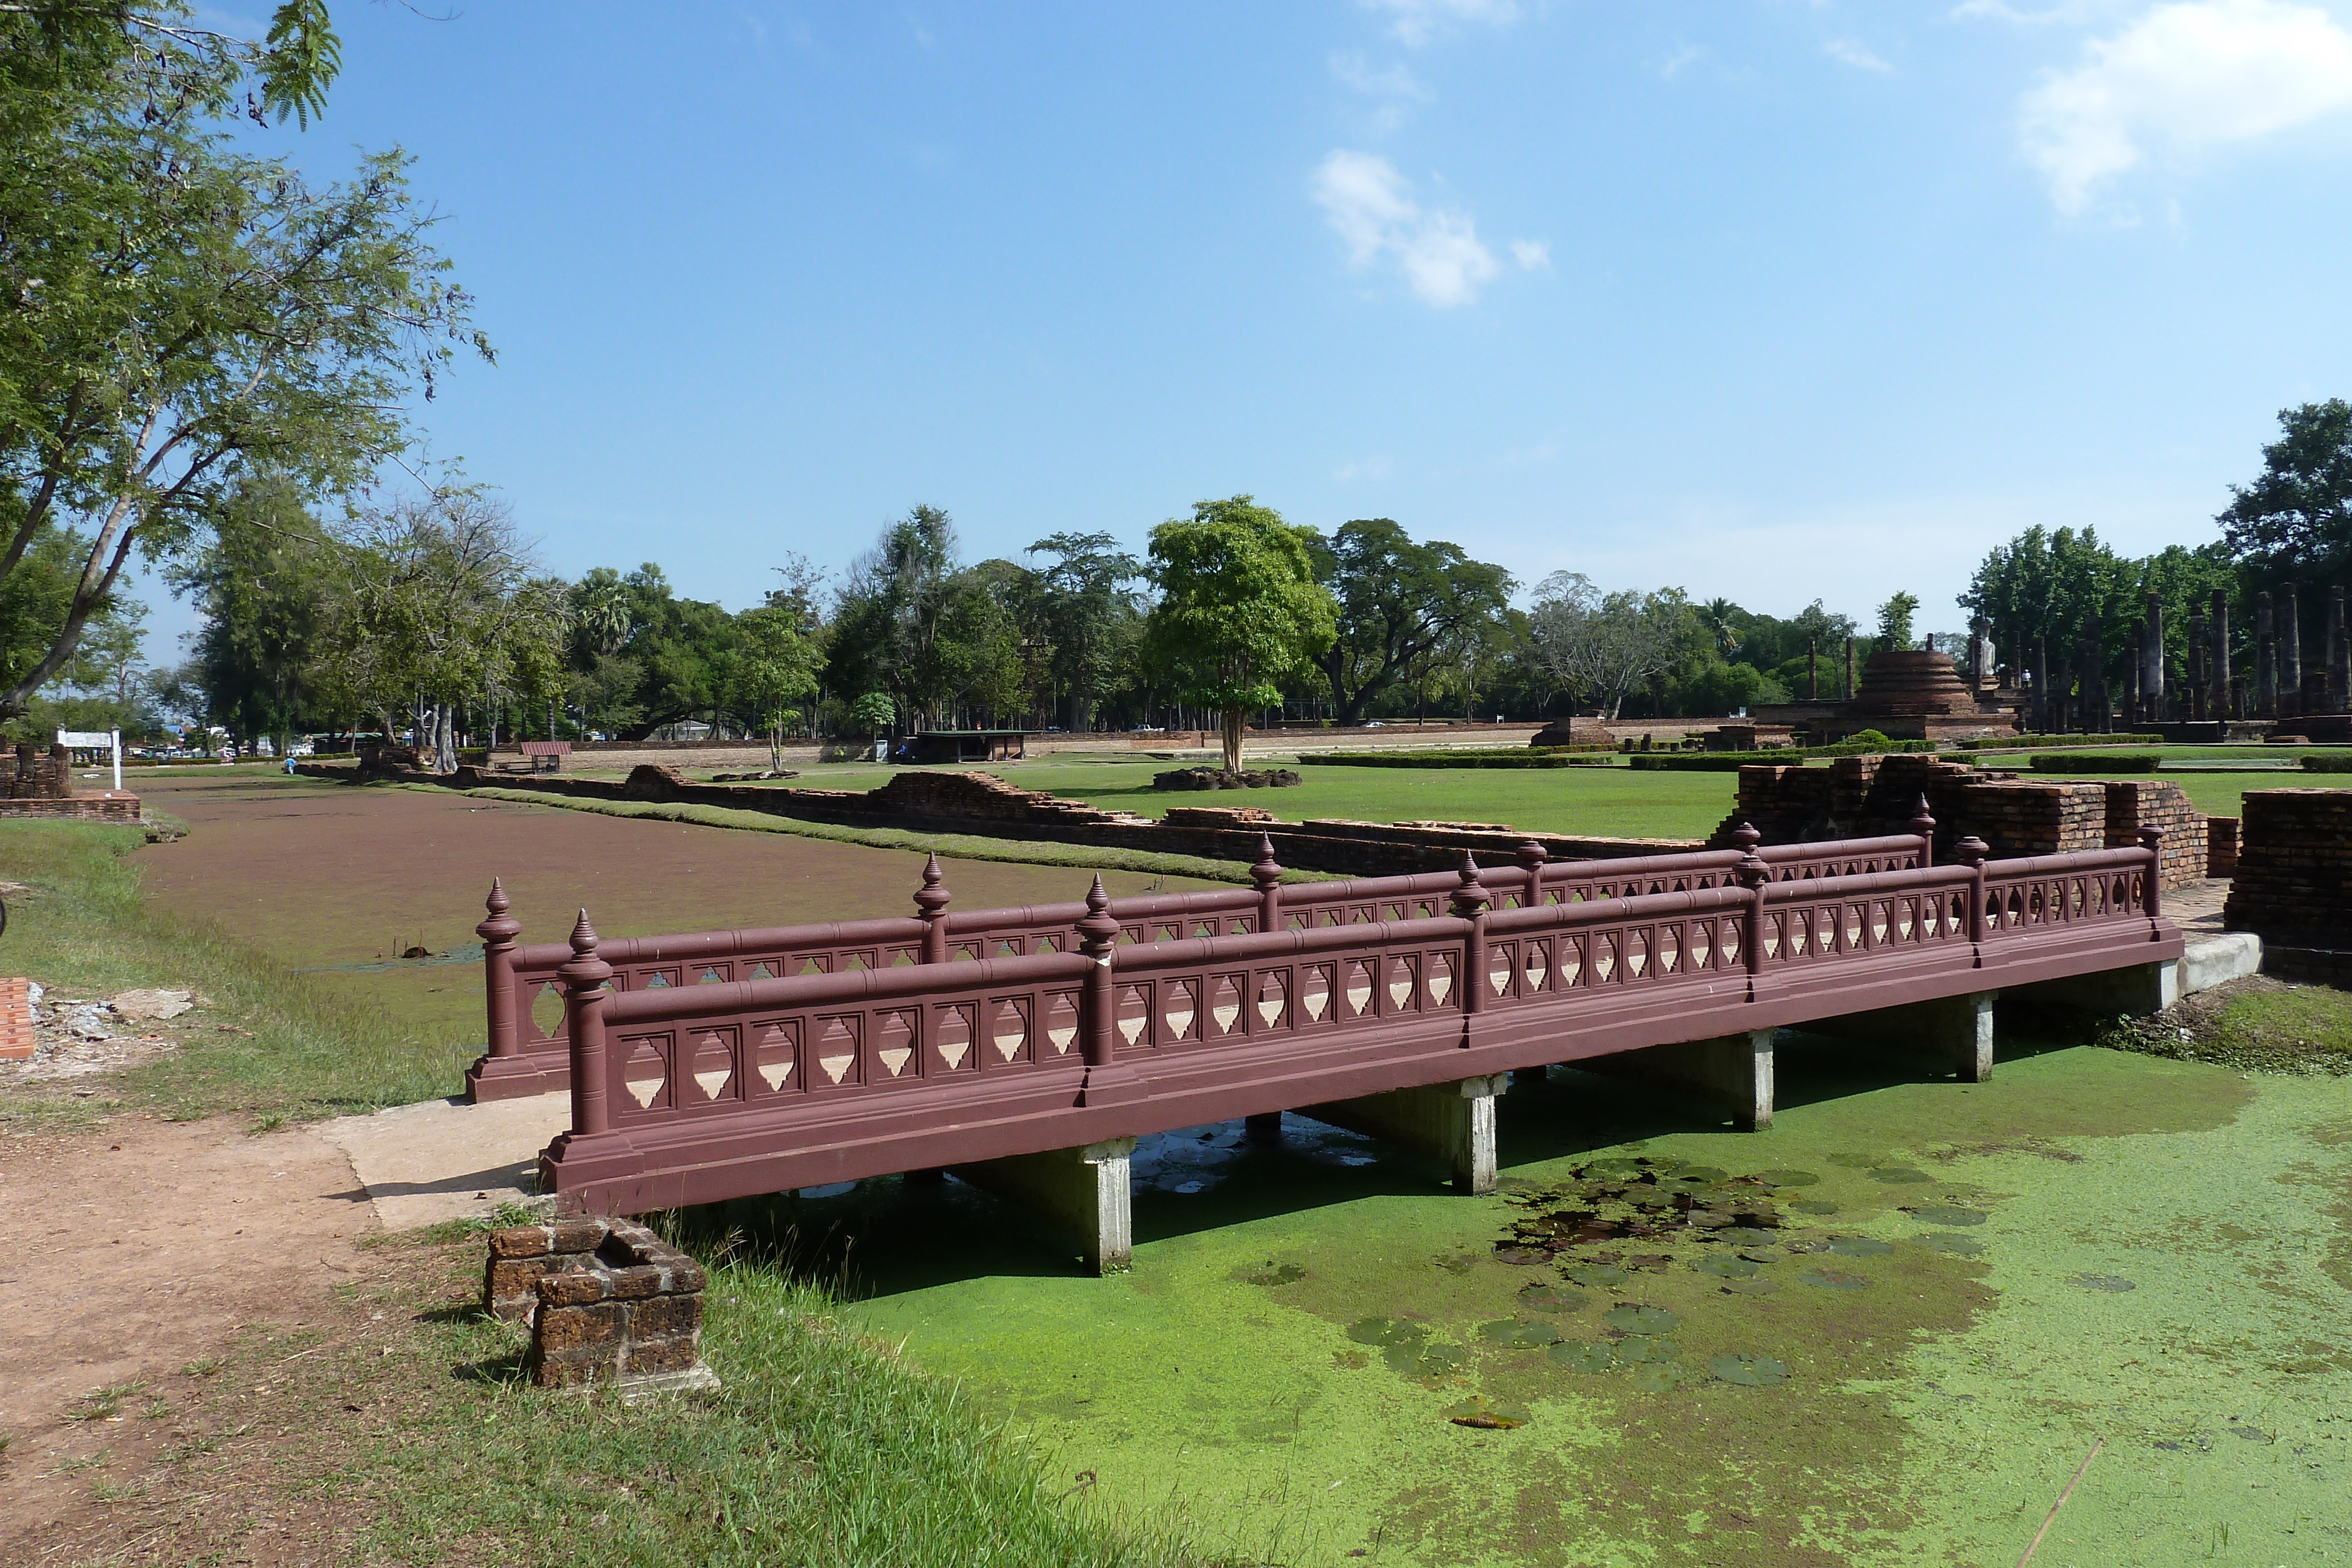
[1708,753,2206,886]
[2207,816,2240,880]
[1,744,73,800]
[485,1217,717,1393]
[2223,789,2352,947]
[0,794,141,824]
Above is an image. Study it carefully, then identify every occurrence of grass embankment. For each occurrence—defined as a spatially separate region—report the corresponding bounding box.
[0,820,466,1129]
[720,758,1742,841]
[1,817,1224,1566]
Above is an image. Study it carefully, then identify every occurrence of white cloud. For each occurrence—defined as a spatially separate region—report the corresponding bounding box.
[1955,0,2129,24]
[1312,151,1502,307]
[1359,0,1519,48]
[1509,238,1552,269]
[1660,44,1703,79]
[1330,51,1429,101]
[2020,0,2352,213]
[1826,36,1896,72]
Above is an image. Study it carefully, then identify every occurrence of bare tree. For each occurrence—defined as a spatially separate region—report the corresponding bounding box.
[1526,572,1689,720]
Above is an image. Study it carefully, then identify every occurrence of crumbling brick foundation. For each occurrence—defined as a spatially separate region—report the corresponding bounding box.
[2223,789,2352,948]
[483,1217,718,1396]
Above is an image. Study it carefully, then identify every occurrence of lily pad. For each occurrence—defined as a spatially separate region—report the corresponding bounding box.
[1628,1363,1688,1392]
[1868,1167,1932,1185]
[1720,1278,1781,1296]
[1907,1205,1985,1226]
[2070,1273,2136,1292]
[1826,1237,1895,1258]
[1692,1254,1760,1278]
[1792,1199,1840,1215]
[1245,1262,1307,1285]
[1348,1316,1430,1347]
[1548,1340,1621,1373]
[1562,1262,1630,1288]
[1603,1304,1681,1335]
[1799,1268,1871,1291]
[1722,1226,1781,1244]
[1826,1154,1883,1168]
[1916,1232,1986,1256]
[1478,1319,1562,1348]
[1626,1254,1674,1272]
[1493,1245,1550,1265]
[1516,1284,1586,1313]
[1709,1353,1790,1388]
[1616,1334,1677,1363]
[1441,1395,1530,1430]
[1671,1165,1729,1182]
[1756,1169,1820,1186]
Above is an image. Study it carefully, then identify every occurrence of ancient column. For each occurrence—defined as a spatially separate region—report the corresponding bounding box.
[2142,592,2166,718]
[2256,591,2277,718]
[1843,637,1856,702]
[2280,584,2303,708]
[2188,614,2207,720]
[2331,586,2350,713]
[1807,637,1819,701]
[2122,623,2143,728]
[2210,588,2232,720]
[2087,614,2110,732]
[2030,636,2049,731]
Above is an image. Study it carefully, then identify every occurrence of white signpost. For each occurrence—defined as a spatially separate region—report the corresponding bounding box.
[57,729,122,793]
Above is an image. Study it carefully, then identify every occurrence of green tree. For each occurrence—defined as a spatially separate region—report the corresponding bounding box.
[169,473,336,757]
[0,4,486,715]
[1525,574,1689,720]
[2219,398,2352,584]
[723,605,821,770]
[826,506,961,730]
[1875,591,1920,650]
[850,690,895,745]
[1027,531,1143,733]
[1141,496,1337,774]
[1308,518,1514,728]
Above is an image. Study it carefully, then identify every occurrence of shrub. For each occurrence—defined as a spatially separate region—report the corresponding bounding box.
[1959,733,2163,750]
[2301,754,2352,773]
[1313,750,1618,770]
[2029,753,2161,773]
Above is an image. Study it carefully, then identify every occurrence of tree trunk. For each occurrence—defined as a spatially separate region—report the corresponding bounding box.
[1221,708,1244,775]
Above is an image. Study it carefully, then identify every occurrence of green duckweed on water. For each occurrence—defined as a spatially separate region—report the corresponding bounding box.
[755,1039,2352,1566]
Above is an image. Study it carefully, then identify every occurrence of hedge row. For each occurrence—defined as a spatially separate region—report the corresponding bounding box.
[2303,754,2352,773]
[1312,750,1618,769]
[1959,733,2163,750]
[1627,742,1954,773]
[2029,753,2162,774]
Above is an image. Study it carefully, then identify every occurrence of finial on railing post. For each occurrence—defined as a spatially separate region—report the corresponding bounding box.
[914,851,953,963]
[1955,837,1990,942]
[1730,821,1763,865]
[1251,834,1285,932]
[1073,875,1144,1106]
[1909,794,1937,867]
[476,878,523,1071]
[1728,829,1769,979]
[1516,840,1548,910]
[559,910,616,1138]
[1732,824,1768,890]
[1451,852,1492,1017]
[2136,826,2165,919]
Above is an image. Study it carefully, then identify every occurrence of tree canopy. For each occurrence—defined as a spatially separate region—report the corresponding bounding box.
[1309,517,1513,728]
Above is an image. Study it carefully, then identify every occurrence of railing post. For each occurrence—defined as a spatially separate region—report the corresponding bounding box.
[1516,840,1548,910]
[1451,852,1492,1017]
[1251,834,1284,933]
[477,878,522,1064]
[1956,837,1989,943]
[1077,875,1121,1068]
[915,851,952,963]
[1736,831,1768,978]
[1073,876,1145,1106]
[1909,794,1937,868]
[560,910,616,1138]
[2137,827,2164,918]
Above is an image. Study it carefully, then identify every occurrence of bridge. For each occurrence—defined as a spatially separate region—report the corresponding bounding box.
[470,807,2182,1271]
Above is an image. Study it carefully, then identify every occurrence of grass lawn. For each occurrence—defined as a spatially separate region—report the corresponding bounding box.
[769,757,1742,841]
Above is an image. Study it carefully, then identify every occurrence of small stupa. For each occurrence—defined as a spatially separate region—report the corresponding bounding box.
[1811,647,2015,744]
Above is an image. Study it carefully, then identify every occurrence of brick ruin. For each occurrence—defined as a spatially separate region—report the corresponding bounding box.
[483,1216,717,1395]
[1708,752,2216,887]
[0,741,141,823]
[2224,789,2352,952]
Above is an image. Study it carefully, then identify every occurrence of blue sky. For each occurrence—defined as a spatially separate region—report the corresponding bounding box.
[138,0,2352,655]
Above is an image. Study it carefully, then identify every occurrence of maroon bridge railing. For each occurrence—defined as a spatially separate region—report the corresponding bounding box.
[530,819,2179,1216]
[468,819,1940,1101]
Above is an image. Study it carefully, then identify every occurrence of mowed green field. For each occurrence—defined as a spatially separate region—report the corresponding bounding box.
[776,757,1742,841]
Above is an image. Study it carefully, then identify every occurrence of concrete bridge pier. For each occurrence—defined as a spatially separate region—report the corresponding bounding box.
[2016,960,2180,1018]
[1807,992,1999,1082]
[1302,1074,1509,1194]
[1586,1031,1778,1130]
[950,1136,1137,1275]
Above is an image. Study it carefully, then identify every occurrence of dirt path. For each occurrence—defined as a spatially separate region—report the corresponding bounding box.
[0,1113,383,1563]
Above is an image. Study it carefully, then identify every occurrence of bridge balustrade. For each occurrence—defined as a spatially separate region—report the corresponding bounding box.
[530,823,2175,1217]
[470,824,1939,1100]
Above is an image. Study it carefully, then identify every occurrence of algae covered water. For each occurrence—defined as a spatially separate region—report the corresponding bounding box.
[777,1039,2351,1566]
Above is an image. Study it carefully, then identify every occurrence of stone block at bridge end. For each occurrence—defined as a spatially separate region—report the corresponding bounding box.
[951,1137,1138,1275]
[1805,992,1997,1084]
[1300,1075,1508,1195]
